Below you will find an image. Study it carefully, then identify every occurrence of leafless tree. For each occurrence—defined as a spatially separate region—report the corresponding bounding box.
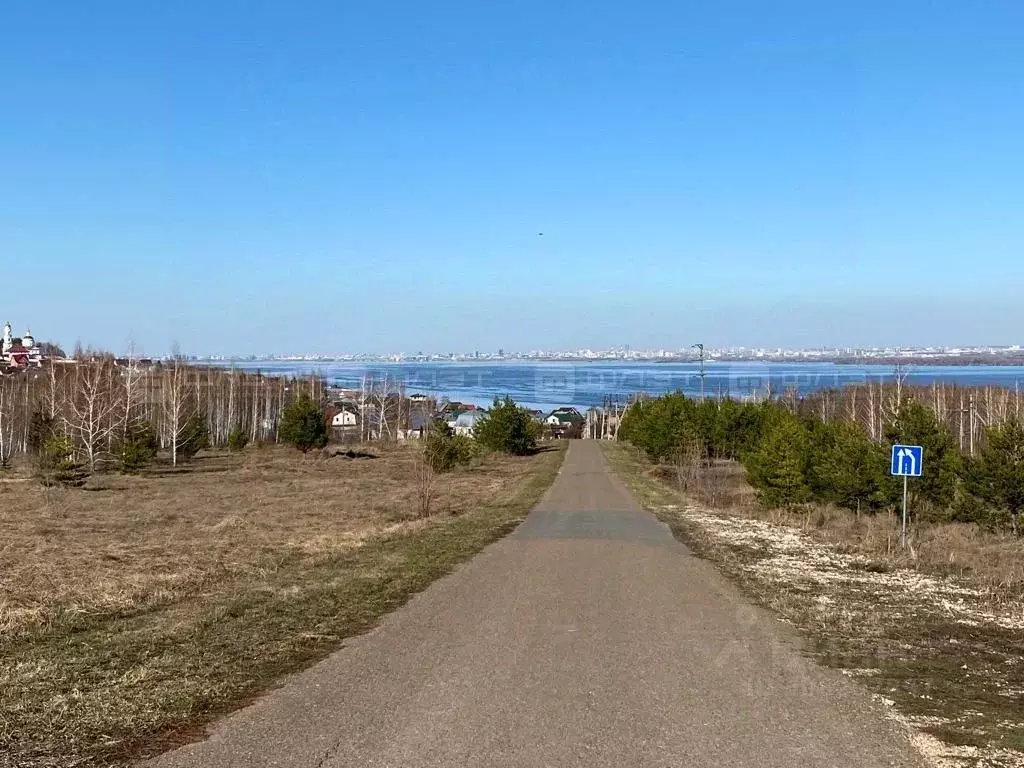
[63,357,122,471]
[161,352,196,467]
[0,375,16,467]
[414,445,436,518]
[119,343,146,443]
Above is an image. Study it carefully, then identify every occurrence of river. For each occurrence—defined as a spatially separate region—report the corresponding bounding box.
[206,360,1024,410]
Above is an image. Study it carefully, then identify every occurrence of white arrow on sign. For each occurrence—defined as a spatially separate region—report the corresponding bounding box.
[897,448,916,476]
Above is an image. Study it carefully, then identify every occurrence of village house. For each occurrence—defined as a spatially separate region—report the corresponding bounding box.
[330,410,357,429]
[544,407,584,427]
[544,406,585,438]
[447,410,486,436]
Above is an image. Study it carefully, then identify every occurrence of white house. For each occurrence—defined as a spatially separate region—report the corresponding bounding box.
[331,411,357,428]
[544,407,584,426]
[447,411,486,436]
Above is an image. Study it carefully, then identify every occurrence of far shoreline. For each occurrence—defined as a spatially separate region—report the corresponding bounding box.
[206,356,1024,368]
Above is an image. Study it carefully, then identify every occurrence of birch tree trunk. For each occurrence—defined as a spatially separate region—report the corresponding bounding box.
[0,377,15,467]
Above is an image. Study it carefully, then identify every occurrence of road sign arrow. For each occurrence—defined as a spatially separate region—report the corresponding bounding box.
[904,450,916,476]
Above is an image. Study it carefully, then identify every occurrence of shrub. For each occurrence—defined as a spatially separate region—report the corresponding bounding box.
[28,411,55,454]
[279,398,328,453]
[177,414,210,463]
[38,435,86,487]
[473,397,541,455]
[119,420,159,473]
[424,419,476,472]
[227,425,249,453]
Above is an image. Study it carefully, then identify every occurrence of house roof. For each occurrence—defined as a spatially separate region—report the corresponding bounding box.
[450,411,485,427]
[547,410,583,424]
[440,400,477,413]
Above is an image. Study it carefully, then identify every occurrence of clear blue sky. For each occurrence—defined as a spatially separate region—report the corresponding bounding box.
[2,1,1022,355]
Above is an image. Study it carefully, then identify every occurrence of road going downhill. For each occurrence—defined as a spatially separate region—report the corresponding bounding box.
[148,441,925,768]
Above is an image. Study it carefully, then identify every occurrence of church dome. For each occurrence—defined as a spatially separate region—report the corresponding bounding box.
[22,330,34,348]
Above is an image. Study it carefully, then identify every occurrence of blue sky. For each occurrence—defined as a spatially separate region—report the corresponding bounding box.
[2,1,1022,355]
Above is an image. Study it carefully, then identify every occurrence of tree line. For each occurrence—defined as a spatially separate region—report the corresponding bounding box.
[0,357,324,475]
[618,383,1024,534]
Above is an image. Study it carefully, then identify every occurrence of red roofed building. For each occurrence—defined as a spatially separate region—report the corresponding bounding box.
[6,343,30,368]
[2,322,45,368]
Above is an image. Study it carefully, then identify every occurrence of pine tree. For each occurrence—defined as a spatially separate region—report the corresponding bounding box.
[746,415,811,508]
[808,420,887,513]
[119,420,159,473]
[969,420,1024,534]
[473,397,540,455]
[176,414,210,462]
[278,397,328,453]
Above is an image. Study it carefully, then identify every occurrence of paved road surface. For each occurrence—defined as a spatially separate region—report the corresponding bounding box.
[148,441,925,768]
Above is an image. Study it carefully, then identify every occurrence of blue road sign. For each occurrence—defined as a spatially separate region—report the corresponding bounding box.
[891,444,924,477]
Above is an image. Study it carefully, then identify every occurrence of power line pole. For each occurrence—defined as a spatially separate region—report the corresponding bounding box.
[692,343,705,402]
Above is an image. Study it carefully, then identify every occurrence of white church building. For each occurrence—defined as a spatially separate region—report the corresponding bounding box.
[2,321,43,368]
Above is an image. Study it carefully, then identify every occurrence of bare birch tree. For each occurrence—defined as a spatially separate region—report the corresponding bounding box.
[118,343,146,444]
[161,352,196,466]
[64,358,122,471]
[0,376,16,467]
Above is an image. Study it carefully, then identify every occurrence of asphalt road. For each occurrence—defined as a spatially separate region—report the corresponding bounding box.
[148,441,926,768]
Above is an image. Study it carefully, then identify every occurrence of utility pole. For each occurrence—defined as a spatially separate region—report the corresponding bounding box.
[692,343,706,402]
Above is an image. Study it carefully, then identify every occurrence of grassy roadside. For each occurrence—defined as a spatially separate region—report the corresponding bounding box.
[1,443,565,768]
[602,441,1024,768]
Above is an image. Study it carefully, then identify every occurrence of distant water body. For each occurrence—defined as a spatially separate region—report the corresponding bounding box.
[214,360,1024,410]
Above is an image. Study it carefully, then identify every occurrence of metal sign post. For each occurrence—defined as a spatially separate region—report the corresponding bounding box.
[902,474,909,548]
[891,444,924,549]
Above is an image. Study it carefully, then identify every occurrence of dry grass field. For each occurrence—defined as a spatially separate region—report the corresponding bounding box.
[603,442,1024,768]
[0,442,565,767]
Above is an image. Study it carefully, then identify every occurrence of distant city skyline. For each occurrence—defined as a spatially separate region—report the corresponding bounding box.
[196,342,1024,364]
[3,2,1023,354]
[11,321,1024,361]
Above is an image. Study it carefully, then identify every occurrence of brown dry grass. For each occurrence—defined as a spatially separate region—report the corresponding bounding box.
[0,442,565,767]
